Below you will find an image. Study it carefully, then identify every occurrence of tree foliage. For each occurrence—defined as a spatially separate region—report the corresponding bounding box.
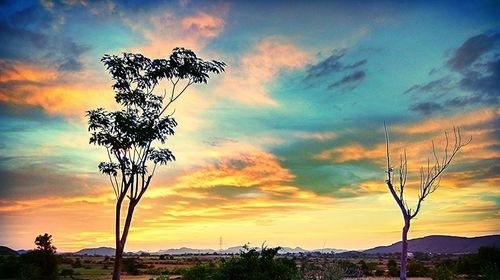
[87,48,225,203]
[87,48,225,280]
[35,233,56,254]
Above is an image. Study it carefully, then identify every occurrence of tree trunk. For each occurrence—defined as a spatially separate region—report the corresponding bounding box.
[112,197,124,280]
[400,219,410,280]
[112,243,124,280]
[112,201,136,280]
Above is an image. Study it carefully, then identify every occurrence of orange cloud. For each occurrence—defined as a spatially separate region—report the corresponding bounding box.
[0,60,58,83]
[174,150,294,189]
[0,60,114,118]
[181,12,225,39]
[316,143,385,162]
[123,8,227,57]
[393,108,499,134]
[216,37,310,106]
[317,108,498,165]
[295,131,337,141]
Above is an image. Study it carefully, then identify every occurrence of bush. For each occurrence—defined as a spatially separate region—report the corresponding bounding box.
[387,259,399,277]
[407,260,429,277]
[20,250,58,280]
[122,257,140,275]
[431,265,456,280]
[320,263,345,280]
[181,246,298,280]
[216,246,298,280]
[60,268,74,277]
[72,258,82,268]
[0,255,21,278]
[183,263,216,280]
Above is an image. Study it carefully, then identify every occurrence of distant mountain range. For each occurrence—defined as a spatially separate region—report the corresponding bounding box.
[363,235,500,254]
[155,246,345,255]
[72,245,345,256]
[74,247,115,256]
[4,234,498,256]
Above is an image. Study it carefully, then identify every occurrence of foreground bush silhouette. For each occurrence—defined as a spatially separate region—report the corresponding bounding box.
[17,233,58,280]
[182,245,299,280]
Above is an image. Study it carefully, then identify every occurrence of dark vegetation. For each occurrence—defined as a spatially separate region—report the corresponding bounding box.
[1,237,499,279]
[0,234,59,280]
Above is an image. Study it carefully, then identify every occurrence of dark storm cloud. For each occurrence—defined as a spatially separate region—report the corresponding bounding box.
[406,31,500,115]
[446,32,500,71]
[328,70,366,90]
[306,49,367,80]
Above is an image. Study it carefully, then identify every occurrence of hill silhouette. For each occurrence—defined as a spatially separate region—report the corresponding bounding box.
[0,246,17,256]
[364,235,500,254]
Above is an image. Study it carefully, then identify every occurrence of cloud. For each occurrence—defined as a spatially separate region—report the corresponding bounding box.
[459,57,500,101]
[40,0,54,10]
[446,32,500,71]
[124,9,227,57]
[0,167,105,200]
[306,50,345,79]
[393,107,498,134]
[404,77,453,94]
[315,108,499,183]
[0,22,88,71]
[305,49,367,80]
[410,101,443,115]
[216,37,310,106]
[181,12,224,39]
[405,31,500,114]
[0,60,113,117]
[295,131,336,142]
[328,70,366,90]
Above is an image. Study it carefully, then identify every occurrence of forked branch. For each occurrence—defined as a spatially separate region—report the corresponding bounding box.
[384,124,470,220]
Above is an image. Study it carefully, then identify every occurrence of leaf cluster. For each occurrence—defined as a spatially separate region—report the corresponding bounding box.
[86,48,225,199]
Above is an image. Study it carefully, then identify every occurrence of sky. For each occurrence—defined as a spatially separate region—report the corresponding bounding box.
[0,0,499,252]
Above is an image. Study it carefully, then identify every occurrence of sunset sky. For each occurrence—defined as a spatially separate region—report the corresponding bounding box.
[0,0,499,252]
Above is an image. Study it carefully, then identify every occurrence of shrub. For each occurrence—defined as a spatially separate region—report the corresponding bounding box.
[387,259,399,277]
[60,268,74,277]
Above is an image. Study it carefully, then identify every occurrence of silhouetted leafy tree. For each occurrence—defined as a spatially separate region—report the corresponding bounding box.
[35,233,56,253]
[384,125,470,280]
[87,48,225,280]
[19,234,59,280]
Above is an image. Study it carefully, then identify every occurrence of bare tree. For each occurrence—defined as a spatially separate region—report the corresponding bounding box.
[384,125,470,280]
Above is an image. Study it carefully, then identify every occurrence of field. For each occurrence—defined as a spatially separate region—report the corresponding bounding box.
[58,254,434,280]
